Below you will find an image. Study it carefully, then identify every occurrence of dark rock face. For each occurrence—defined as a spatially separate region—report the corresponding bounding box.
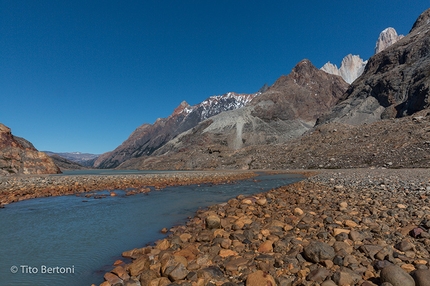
[0,123,61,176]
[94,92,259,169]
[319,8,430,125]
[251,59,348,123]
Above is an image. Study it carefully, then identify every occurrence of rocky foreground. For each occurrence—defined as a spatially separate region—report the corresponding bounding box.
[0,171,256,206]
[98,169,430,286]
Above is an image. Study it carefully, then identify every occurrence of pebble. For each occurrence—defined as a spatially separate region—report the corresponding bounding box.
[380,264,415,286]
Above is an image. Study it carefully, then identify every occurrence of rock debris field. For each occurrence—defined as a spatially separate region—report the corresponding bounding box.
[97,169,430,286]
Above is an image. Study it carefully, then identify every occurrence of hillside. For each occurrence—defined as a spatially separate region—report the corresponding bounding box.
[0,124,61,175]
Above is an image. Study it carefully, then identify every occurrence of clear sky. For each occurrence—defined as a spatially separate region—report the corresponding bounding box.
[1,1,428,154]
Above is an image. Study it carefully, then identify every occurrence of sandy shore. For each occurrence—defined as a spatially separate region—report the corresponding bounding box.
[97,168,430,286]
[0,170,259,206]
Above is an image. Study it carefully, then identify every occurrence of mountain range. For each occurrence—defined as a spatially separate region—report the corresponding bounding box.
[114,8,430,171]
[1,8,429,174]
[93,92,261,169]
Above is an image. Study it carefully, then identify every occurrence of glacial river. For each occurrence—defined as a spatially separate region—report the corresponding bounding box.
[0,171,303,285]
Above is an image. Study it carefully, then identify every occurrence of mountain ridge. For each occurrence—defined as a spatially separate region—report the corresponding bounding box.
[93,91,261,168]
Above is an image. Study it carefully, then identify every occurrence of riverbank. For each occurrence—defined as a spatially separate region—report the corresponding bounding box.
[98,168,430,286]
[0,171,259,206]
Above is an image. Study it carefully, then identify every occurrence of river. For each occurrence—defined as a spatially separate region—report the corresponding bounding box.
[0,171,303,285]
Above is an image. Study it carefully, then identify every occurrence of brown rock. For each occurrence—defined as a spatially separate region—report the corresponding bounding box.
[246,270,277,286]
[219,249,238,258]
[225,257,249,272]
[332,271,354,286]
[380,264,415,286]
[128,255,150,276]
[168,262,189,281]
[155,239,171,251]
[304,241,335,263]
[412,269,430,286]
[139,269,159,285]
[306,267,331,283]
[258,240,274,253]
[103,272,123,285]
[111,265,130,281]
[206,214,221,229]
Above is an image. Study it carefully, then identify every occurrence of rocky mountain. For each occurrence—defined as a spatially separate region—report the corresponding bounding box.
[375,27,404,54]
[0,123,61,175]
[94,92,260,169]
[321,54,367,84]
[118,59,349,170]
[44,151,99,167]
[318,8,430,125]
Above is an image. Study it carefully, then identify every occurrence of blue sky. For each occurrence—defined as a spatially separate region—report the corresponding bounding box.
[0,1,428,154]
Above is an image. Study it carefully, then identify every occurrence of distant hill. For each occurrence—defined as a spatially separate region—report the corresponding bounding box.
[44,151,99,167]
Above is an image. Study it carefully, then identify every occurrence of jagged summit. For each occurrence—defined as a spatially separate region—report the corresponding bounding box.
[321,54,367,84]
[318,8,430,125]
[172,101,192,116]
[374,27,404,54]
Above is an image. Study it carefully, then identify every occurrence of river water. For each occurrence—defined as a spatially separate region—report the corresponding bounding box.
[0,171,303,285]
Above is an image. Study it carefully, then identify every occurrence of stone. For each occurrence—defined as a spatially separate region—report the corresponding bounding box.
[150,277,171,286]
[103,272,123,285]
[179,233,192,242]
[303,241,335,263]
[246,270,276,286]
[155,239,171,251]
[333,228,350,236]
[349,230,364,242]
[111,265,130,281]
[219,249,238,258]
[206,214,221,229]
[344,220,358,228]
[410,228,424,238]
[380,264,415,286]
[225,257,249,272]
[197,266,225,282]
[412,269,430,286]
[258,240,274,253]
[332,271,354,286]
[321,280,337,286]
[294,208,304,216]
[139,269,158,285]
[306,267,331,283]
[395,240,415,252]
[360,245,384,259]
[401,264,416,272]
[339,201,348,208]
[128,255,150,276]
[168,262,189,281]
[256,197,267,206]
